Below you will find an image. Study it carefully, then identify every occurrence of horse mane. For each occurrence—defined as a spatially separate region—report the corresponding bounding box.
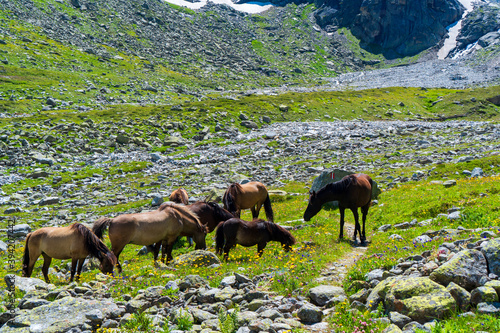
[205,201,234,220]
[71,223,116,264]
[321,174,355,194]
[223,183,242,215]
[162,202,207,233]
[264,220,296,246]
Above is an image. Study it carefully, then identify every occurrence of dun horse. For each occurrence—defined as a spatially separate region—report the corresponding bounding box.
[222,181,274,222]
[169,188,189,205]
[188,201,234,233]
[215,218,295,260]
[22,223,116,283]
[92,202,207,272]
[303,173,372,243]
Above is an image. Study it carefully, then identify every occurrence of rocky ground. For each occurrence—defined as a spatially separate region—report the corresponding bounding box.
[1,120,499,224]
[1,118,500,332]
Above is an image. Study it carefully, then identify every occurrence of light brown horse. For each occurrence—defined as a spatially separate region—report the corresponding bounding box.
[303,173,372,243]
[215,218,295,260]
[92,202,207,272]
[222,181,274,222]
[169,188,189,205]
[22,223,117,283]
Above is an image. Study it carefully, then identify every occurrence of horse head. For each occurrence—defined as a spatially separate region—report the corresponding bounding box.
[100,252,117,276]
[303,190,321,221]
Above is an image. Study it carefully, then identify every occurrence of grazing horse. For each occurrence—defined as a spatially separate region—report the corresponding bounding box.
[169,188,189,205]
[92,202,207,272]
[215,218,296,260]
[222,181,274,222]
[188,201,234,233]
[303,173,372,243]
[22,223,117,283]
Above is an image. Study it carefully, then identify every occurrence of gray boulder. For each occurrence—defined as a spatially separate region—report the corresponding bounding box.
[389,311,412,329]
[39,197,60,206]
[171,250,220,268]
[0,296,120,333]
[296,303,323,323]
[0,240,7,254]
[178,275,209,291]
[384,277,456,323]
[7,224,31,238]
[481,238,500,276]
[470,286,499,306]
[446,282,471,311]
[309,169,380,208]
[430,249,488,290]
[308,285,346,306]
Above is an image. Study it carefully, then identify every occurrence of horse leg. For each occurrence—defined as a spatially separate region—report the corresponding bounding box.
[257,242,267,257]
[351,208,361,243]
[256,201,263,219]
[112,245,125,274]
[75,258,86,282]
[41,253,52,284]
[361,204,370,243]
[24,251,39,278]
[223,239,235,261]
[251,206,258,219]
[164,240,176,263]
[69,258,78,282]
[152,242,161,263]
[339,207,346,240]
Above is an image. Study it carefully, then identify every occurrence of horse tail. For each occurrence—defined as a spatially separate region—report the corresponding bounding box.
[263,194,274,222]
[223,184,239,216]
[368,177,374,200]
[92,217,112,239]
[22,233,32,277]
[215,221,225,255]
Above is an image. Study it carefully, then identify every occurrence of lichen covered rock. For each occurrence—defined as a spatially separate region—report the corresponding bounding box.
[429,249,488,290]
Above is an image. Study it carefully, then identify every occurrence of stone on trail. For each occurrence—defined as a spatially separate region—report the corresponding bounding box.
[296,303,323,323]
[308,285,346,306]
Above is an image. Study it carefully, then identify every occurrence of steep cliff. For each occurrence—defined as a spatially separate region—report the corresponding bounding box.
[313,0,465,58]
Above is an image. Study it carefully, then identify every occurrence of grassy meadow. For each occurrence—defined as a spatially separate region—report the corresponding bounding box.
[2,154,500,332]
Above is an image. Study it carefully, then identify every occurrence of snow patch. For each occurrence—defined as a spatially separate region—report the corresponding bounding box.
[164,0,275,14]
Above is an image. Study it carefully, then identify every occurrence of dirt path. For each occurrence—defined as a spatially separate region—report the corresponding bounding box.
[315,223,368,286]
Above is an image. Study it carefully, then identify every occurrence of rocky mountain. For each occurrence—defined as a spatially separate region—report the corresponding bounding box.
[448,2,500,58]
[314,0,465,58]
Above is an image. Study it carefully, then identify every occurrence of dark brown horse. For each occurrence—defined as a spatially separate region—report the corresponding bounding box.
[188,201,234,233]
[215,218,296,260]
[169,188,189,205]
[303,173,372,243]
[23,223,117,283]
[222,181,274,222]
[92,203,207,272]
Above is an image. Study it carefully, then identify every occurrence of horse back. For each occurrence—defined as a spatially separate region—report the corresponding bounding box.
[346,174,372,206]
[110,210,182,245]
[239,182,269,209]
[32,226,88,260]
